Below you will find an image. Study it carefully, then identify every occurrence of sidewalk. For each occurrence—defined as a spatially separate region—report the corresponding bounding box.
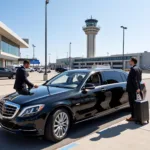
[58,117,150,150]
[142,73,150,80]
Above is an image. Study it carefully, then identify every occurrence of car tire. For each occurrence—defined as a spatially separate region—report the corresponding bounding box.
[45,108,70,142]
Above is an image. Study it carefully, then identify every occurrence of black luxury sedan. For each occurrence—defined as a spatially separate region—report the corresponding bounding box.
[0,69,146,142]
[0,67,16,79]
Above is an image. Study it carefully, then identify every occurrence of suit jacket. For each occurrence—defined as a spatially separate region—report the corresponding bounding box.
[14,66,34,91]
[127,65,142,92]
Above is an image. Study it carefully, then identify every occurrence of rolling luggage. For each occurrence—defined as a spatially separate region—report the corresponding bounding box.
[134,96,149,125]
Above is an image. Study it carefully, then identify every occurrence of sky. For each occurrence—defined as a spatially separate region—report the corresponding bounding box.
[0,0,150,64]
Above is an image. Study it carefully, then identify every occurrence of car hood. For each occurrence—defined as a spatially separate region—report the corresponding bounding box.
[4,86,72,105]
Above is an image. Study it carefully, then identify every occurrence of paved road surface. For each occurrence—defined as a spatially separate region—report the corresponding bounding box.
[0,78,149,150]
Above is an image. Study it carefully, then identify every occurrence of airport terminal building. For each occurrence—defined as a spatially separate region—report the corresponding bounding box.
[73,51,150,69]
[0,21,29,67]
[56,51,150,70]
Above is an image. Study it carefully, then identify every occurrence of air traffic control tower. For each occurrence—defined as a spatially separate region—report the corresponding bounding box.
[83,17,100,58]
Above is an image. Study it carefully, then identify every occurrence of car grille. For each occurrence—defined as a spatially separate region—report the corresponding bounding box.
[0,100,20,119]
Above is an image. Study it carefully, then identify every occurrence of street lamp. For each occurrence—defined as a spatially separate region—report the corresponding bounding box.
[82,55,84,69]
[120,26,127,70]
[44,0,49,81]
[66,52,68,68]
[49,53,51,67]
[69,42,72,70]
[32,44,36,59]
[32,44,36,67]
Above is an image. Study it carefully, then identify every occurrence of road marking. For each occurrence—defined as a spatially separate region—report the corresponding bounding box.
[59,143,78,150]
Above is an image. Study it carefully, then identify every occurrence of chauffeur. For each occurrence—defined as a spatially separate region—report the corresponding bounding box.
[126,57,142,121]
[14,60,38,95]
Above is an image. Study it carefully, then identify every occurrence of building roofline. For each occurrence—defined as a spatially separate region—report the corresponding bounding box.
[0,21,29,48]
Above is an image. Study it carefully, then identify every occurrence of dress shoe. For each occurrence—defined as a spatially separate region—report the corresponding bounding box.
[126,117,135,121]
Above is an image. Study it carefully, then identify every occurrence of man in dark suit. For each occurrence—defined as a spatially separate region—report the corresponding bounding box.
[126,57,142,121]
[14,60,38,95]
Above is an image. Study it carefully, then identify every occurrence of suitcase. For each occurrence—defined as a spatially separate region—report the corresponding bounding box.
[134,100,149,125]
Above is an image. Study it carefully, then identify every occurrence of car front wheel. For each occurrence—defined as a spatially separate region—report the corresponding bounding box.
[45,109,70,142]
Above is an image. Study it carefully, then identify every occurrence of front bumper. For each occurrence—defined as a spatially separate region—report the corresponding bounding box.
[0,114,47,136]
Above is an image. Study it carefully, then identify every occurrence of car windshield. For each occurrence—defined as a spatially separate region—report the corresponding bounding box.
[46,71,88,89]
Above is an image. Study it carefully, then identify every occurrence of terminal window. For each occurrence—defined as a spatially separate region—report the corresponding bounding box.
[1,36,20,56]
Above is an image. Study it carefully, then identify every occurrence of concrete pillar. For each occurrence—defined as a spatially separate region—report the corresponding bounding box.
[2,59,5,67]
[0,35,1,53]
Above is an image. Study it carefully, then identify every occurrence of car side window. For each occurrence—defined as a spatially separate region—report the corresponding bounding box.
[102,71,124,84]
[72,73,85,83]
[86,73,101,86]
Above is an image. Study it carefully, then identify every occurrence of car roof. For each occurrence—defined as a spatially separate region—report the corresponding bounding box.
[68,68,125,73]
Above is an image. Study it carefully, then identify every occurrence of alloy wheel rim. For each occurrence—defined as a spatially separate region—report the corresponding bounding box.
[53,112,69,138]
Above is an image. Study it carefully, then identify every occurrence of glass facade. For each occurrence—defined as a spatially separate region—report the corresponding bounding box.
[85,19,98,27]
[74,56,132,62]
[113,62,123,65]
[1,36,20,56]
[86,22,97,27]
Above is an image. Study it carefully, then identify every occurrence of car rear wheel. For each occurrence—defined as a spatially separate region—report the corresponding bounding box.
[45,109,70,142]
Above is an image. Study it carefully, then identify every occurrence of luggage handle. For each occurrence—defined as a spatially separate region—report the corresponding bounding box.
[136,93,142,101]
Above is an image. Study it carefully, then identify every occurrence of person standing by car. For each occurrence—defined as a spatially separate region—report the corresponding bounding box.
[14,60,38,95]
[126,57,142,121]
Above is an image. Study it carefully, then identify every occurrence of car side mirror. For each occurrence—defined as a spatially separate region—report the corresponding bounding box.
[83,83,95,90]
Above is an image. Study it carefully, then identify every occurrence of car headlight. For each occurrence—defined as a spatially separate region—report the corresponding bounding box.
[19,104,45,117]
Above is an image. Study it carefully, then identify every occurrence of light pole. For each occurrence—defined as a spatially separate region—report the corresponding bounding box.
[120,26,127,70]
[69,42,71,70]
[66,52,68,59]
[32,44,36,59]
[44,0,49,80]
[82,55,84,69]
[49,53,51,67]
[32,44,36,67]
[66,52,68,68]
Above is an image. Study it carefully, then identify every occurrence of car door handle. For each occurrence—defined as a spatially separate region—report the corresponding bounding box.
[101,88,106,92]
